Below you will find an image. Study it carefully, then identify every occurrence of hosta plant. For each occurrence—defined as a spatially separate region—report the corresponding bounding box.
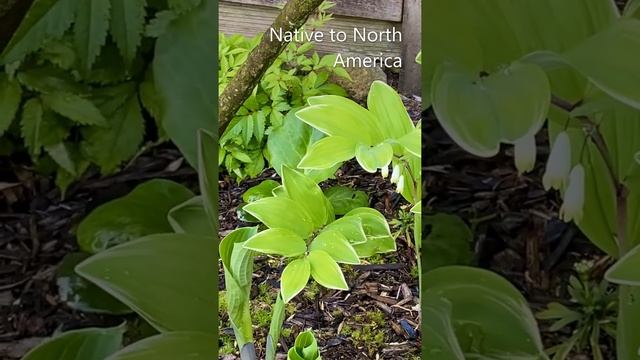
[220,166,396,359]
[424,0,640,358]
[288,330,321,360]
[0,0,215,192]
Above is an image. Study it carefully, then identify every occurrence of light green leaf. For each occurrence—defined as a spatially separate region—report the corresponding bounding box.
[76,234,217,334]
[324,216,367,245]
[109,0,146,65]
[77,179,194,253]
[56,252,130,315]
[168,196,215,236]
[564,19,640,110]
[281,258,310,303]
[106,332,216,360]
[242,180,279,203]
[308,250,348,290]
[81,94,144,173]
[243,197,314,238]
[606,243,640,286]
[291,330,320,360]
[324,186,369,216]
[154,0,216,166]
[367,80,414,139]
[432,62,549,157]
[345,208,395,257]
[0,74,22,136]
[219,227,257,285]
[396,128,421,158]
[355,143,394,173]
[244,228,307,257]
[197,129,218,233]
[74,0,111,71]
[310,230,360,265]
[42,92,106,126]
[296,102,377,145]
[424,266,546,358]
[282,166,327,229]
[423,295,465,360]
[22,325,124,360]
[424,213,473,272]
[0,0,77,64]
[297,136,356,170]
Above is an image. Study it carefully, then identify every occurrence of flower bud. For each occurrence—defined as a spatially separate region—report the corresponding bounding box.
[381,165,389,178]
[390,165,401,184]
[560,164,585,223]
[514,134,536,174]
[543,132,572,191]
[396,175,405,194]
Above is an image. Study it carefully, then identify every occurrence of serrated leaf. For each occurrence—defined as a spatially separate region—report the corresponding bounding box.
[22,325,124,360]
[109,0,146,65]
[0,0,77,64]
[308,250,348,290]
[21,98,44,156]
[77,179,194,253]
[81,94,144,173]
[0,74,22,136]
[281,258,310,303]
[145,10,178,38]
[45,142,76,175]
[243,228,307,257]
[42,92,106,126]
[17,66,86,94]
[74,0,111,71]
[168,0,201,15]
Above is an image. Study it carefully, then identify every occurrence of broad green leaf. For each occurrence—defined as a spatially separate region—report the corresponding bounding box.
[307,250,348,290]
[243,228,306,257]
[324,186,369,216]
[324,216,367,245]
[197,129,218,233]
[42,92,106,126]
[606,243,640,286]
[57,252,130,314]
[306,94,382,141]
[432,62,549,157]
[355,142,394,173]
[107,332,216,360]
[282,166,327,229]
[219,227,258,283]
[367,80,414,139]
[77,179,194,253]
[0,0,76,64]
[423,295,465,360]
[109,0,146,65]
[296,103,376,145]
[154,0,216,166]
[310,230,360,265]
[297,136,356,170]
[424,213,473,272]
[74,0,111,71]
[45,142,76,175]
[292,330,320,360]
[424,266,546,358]
[281,258,311,303]
[0,74,22,136]
[267,109,338,183]
[243,197,314,238]
[396,128,421,158]
[22,325,124,360]
[76,234,217,334]
[242,180,279,203]
[564,19,640,110]
[168,196,215,236]
[345,208,395,257]
[81,94,144,173]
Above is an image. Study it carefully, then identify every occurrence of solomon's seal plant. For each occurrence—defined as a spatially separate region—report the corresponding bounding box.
[425,0,640,358]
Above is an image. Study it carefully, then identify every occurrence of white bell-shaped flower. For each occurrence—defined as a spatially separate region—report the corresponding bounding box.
[543,132,572,191]
[514,134,536,174]
[396,175,405,194]
[390,165,401,184]
[381,165,389,178]
[560,164,585,223]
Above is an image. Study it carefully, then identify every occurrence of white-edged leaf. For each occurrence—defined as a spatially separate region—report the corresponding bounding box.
[308,250,348,290]
[243,228,307,257]
[310,230,360,265]
[281,258,310,303]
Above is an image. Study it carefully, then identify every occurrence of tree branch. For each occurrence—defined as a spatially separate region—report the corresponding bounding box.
[218,0,324,135]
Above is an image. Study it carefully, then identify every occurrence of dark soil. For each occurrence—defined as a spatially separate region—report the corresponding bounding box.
[424,109,615,359]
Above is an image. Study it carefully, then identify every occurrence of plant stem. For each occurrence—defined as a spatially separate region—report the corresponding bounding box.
[265,293,286,360]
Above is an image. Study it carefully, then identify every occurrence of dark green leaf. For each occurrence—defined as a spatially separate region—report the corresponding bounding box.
[324,186,369,216]
[424,213,473,272]
[22,325,124,360]
[168,196,215,236]
[107,332,216,360]
[109,0,146,65]
[74,0,111,71]
[42,92,106,126]
[0,74,22,136]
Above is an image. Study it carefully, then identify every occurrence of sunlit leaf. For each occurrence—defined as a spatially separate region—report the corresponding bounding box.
[281,258,310,303]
